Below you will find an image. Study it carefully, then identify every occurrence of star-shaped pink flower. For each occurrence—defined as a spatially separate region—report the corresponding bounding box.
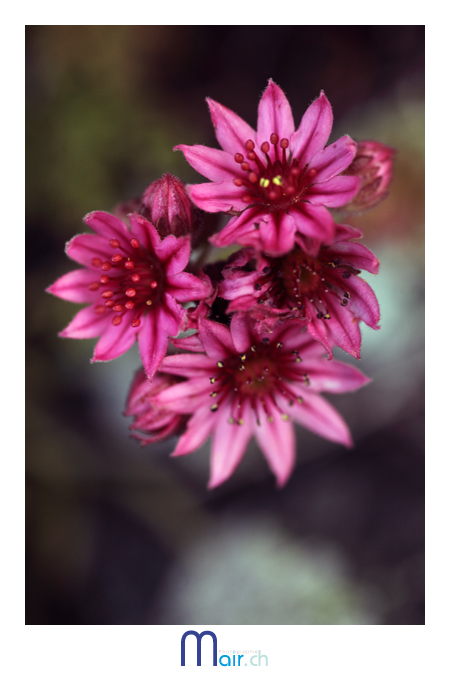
[47,211,211,379]
[175,80,360,257]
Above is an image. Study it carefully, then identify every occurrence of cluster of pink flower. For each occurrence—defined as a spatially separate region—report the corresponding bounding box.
[48,80,394,488]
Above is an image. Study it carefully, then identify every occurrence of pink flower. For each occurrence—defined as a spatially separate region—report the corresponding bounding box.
[219,224,380,359]
[342,141,395,213]
[47,211,211,379]
[152,315,370,488]
[175,80,360,257]
[125,369,188,445]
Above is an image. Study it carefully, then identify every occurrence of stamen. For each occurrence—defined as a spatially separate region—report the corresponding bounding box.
[109,239,120,248]
[91,257,102,267]
[245,140,255,151]
[237,418,244,426]
[105,300,114,308]
[280,138,289,149]
[125,301,134,310]
[113,304,124,312]
[276,342,283,349]
[228,417,235,425]
[112,316,122,326]
[89,283,100,291]
[217,361,224,368]
[270,133,279,145]
[125,288,136,297]
[234,178,243,187]
[261,337,270,345]
[250,345,257,352]
[100,275,109,284]
[131,274,141,283]
[234,153,244,163]
[261,141,270,154]
[130,238,140,248]
[131,318,141,328]
[240,354,246,362]
[124,260,134,270]
[282,414,289,421]
[111,254,123,263]
[249,172,258,184]
[241,162,250,172]
[150,280,158,289]
[102,261,112,271]
[210,404,219,412]
[210,377,216,384]
[146,300,152,306]
[210,391,217,397]
[95,305,106,314]
[102,290,114,298]
[260,177,270,188]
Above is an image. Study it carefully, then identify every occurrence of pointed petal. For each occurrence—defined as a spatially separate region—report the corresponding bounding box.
[154,379,212,412]
[160,293,184,336]
[160,353,216,378]
[59,305,111,339]
[137,309,170,379]
[230,313,252,353]
[308,136,358,183]
[46,269,101,303]
[291,203,335,242]
[155,234,190,275]
[328,241,380,274]
[254,398,296,487]
[174,144,240,181]
[333,223,363,243]
[208,401,253,488]
[172,405,216,456]
[340,274,381,329]
[290,92,333,166]
[198,318,235,360]
[256,80,295,154]
[167,271,210,302]
[325,294,362,358]
[188,181,249,213]
[301,358,371,393]
[307,175,360,207]
[129,213,160,252]
[170,333,205,352]
[209,207,263,249]
[92,315,137,362]
[207,97,256,155]
[65,233,114,268]
[259,211,296,256]
[83,211,130,246]
[289,391,352,447]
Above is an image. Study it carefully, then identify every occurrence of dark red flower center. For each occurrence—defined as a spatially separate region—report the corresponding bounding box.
[89,237,164,327]
[208,336,309,425]
[233,136,316,211]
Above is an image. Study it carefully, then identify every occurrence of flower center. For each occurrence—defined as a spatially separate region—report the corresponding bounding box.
[89,237,164,327]
[208,337,309,425]
[233,136,317,210]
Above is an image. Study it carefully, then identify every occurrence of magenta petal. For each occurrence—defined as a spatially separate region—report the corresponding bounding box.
[172,406,216,456]
[307,176,360,207]
[302,359,371,393]
[289,391,352,447]
[170,333,205,352]
[188,181,249,213]
[84,211,130,245]
[325,294,362,358]
[65,233,114,267]
[156,235,190,275]
[46,269,101,303]
[230,313,252,354]
[329,241,380,274]
[160,294,184,336]
[167,271,210,302]
[340,274,381,329]
[208,402,253,488]
[291,203,335,242]
[256,80,295,155]
[308,136,358,183]
[333,223,363,243]
[160,353,217,377]
[207,97,256,155]
[92,315,137,362]
[155,379,211,412]
[137,310,170,379]
[59,305,111,339]
[174,144,240,181]
[254,399,296,487]
[259,212,296,256]
[209,208,263,249]
[129,213,160,252]
[290,92,333,166]
[305,312,334,360]
[198,318,235,360]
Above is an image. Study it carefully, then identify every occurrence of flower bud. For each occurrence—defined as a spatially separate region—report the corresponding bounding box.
[343,141,395,213]
[141,173,197,238]
[125,369,187,445]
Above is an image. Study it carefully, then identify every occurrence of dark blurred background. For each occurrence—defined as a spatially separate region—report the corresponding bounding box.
[26,26,424,625]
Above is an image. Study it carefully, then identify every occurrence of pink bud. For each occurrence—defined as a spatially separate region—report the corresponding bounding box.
[344,141,396,213]
[141,173,197,238]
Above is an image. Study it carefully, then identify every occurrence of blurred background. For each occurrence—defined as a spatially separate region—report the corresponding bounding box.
[26,26,424,625]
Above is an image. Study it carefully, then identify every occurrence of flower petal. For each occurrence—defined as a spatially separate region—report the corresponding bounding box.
[259,211,296,256]
[207,97,256,155]
[308,135,358,183]
[208,401,253,488]
[46,268,101,303]
[129,213,160,252]
[301,359,371,393]
[256,80,295,155]
[167,271,211,302]
[65,233,115,268]
[160,353,217,378]
[209,207,263,249]
[198,318,235,360]
[92,314,137,362]
[290,92,333,166]
[340,274,381,329]
[137,309,170,379]
[254,398,296,487]
[172,405,216,456]
[230,313,252,354]
[289,391,352,447]
[291,203,335,242]
[328,241,380,274]
[59,305,111,339]
[307,175,360,207]
[84,211,130,245]
[188,181,249,213]
[155,235,190,275]
[324,294,362,358]
[174,144,240,181]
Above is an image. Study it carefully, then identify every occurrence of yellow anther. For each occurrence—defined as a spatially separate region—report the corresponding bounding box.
[276,342,283,349]
[146,299,152,306]
[272,175,283,186]
[228,417,235,425]
[297,396,304,404]
[238,418,244,426]
[211,404,219,412]
[282,414,289,421]
[210,391,217,397]
[210,377,216,384]
[260,177,270,188]
[295,356,302,363]
[239,364,246,371]
[267,416,274,423]
[250,345,257,352]
[217,361,224,368]
[240,354,246,362]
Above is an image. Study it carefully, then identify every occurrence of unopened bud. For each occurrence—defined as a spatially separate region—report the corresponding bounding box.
[343,141,395,213]
[141,173,197,238]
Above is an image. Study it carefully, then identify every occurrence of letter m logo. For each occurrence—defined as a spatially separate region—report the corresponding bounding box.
[181,630,218,666]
